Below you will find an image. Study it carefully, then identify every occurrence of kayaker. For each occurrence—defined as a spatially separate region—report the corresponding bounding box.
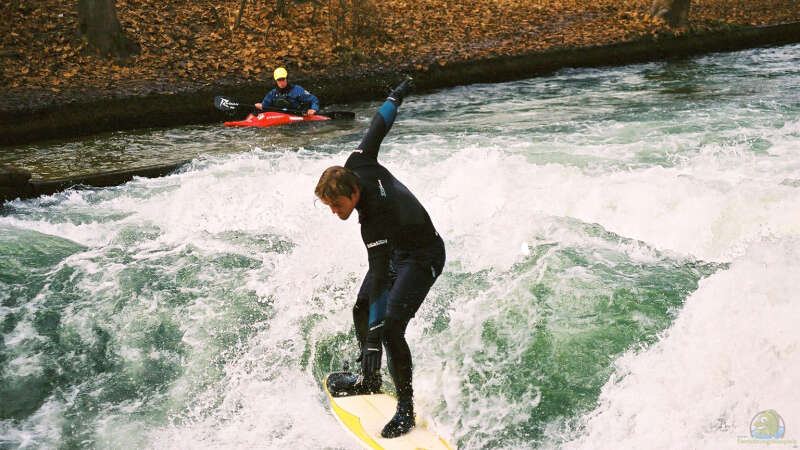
[255,67,320,116]
[315,77,446,439]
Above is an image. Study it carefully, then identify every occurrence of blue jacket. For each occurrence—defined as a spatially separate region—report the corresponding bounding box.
[261,84,320,112]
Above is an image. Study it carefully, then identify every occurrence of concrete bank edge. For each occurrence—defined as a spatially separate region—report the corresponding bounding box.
[0,160,190,206]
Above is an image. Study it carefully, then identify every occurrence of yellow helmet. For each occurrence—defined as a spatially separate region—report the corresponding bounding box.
[274,67,288,80]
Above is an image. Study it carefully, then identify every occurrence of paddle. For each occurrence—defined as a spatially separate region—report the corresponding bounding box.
[214,95,355,120]
[214,95,250,113]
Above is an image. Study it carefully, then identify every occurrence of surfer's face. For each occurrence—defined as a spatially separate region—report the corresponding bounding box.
[322,192,359,220]
[275,77,287,88]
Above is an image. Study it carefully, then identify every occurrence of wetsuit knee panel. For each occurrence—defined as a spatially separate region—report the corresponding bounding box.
[382,317,409,341]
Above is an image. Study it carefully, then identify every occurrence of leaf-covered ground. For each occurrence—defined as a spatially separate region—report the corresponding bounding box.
[1,0,798,101]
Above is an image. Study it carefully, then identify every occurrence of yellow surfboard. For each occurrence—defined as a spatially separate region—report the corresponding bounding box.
[324,373,455,450]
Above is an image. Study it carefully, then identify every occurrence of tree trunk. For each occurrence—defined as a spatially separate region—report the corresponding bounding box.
[78,0,140,58]
[277,0,289,18]
[235,0,247,30]
[647,0,690,28]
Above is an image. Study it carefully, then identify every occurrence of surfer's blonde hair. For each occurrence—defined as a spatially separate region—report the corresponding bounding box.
[315,166,360,202]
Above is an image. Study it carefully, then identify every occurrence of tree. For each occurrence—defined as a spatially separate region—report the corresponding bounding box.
[77,0,140,58]
[647,0,690,28]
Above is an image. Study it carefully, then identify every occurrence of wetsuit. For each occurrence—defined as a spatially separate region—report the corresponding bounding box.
[345,91,446,404]
[261,83,320,111]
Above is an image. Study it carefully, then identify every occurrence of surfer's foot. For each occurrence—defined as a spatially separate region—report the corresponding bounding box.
[328,373,382,397]
[381,400,415,438]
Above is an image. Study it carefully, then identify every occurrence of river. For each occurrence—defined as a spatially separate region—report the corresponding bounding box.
[1,43,799,449]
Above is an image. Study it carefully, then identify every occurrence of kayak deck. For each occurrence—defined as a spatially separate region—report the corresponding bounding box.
[224,111,330,128]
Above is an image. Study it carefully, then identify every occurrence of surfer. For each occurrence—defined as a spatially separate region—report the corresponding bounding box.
[315,77,445,438]
[255,67,319,116]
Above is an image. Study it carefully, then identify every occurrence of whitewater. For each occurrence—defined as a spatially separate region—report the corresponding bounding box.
[1,43,799,449]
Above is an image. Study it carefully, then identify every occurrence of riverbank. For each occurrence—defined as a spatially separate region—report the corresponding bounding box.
[3,0,800,146]
[2,22,800,204]
[3,21,800,150]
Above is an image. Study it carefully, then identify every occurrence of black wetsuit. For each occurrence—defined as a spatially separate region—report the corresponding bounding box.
[346,96,445,403]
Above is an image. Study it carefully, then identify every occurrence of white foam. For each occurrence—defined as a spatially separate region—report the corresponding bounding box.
[386,142,800,266]
[561,237,800,449]
[148,368,354,449]
[0,399,65,449]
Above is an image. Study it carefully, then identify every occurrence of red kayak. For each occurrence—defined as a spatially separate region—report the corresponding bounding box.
[224,111,330,128]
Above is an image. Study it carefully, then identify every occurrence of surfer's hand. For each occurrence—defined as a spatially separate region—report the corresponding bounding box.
[363,348,380,374]
[255,103,263,110]
[388,76,414,104]
[362,321,383,374]
[306,109,316,116]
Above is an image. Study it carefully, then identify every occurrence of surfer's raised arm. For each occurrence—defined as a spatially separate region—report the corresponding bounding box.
[356,77,414,160]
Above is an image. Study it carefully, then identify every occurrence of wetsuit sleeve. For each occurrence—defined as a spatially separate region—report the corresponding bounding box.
[261,89,276,107]
[362,225,392,306]
[357,99,399,160]
[301,89,320,111]
[357,77,413,160]
[292,85,320,111]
